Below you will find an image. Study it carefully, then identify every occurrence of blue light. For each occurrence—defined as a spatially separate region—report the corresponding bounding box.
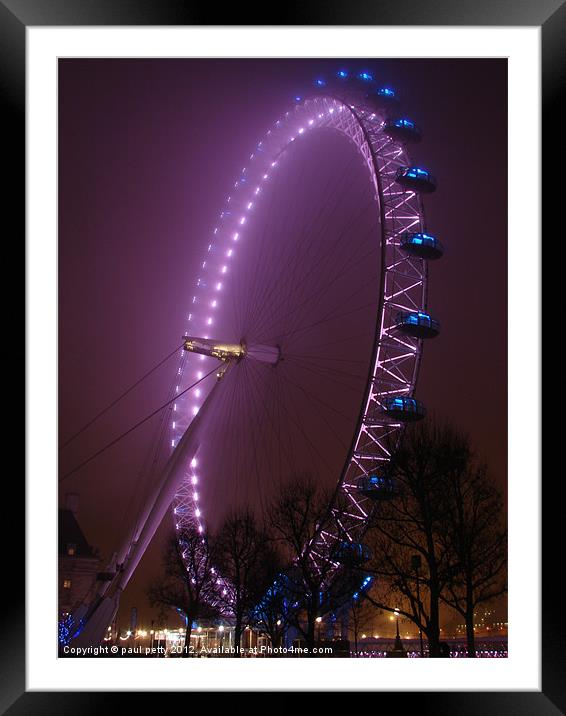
[314,78,327,87]
[358,71,374,82]
[407,167,429,179]
[58,614,84,646]
[294,96,302,102]
[395,118,414,129]
[337,70,349,79]
[378,87,395,97]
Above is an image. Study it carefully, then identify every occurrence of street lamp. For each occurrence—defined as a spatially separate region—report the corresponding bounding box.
[315,616,322,642]
[411,554,424,658]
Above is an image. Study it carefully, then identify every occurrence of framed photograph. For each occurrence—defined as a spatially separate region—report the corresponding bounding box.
[9,0,555,707]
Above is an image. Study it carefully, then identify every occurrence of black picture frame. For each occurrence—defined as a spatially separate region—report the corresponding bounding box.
[7,0,558,709]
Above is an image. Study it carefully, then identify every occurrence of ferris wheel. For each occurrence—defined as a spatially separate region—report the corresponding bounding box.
[170,68,443,577]
[62,68,448,650]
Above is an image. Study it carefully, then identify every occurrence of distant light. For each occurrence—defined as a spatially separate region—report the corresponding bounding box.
[358,71,373,82]
[337,69,348,79]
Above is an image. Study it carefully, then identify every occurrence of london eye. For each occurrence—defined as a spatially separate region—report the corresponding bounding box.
[67,67,443,646]
[169,69,442,581]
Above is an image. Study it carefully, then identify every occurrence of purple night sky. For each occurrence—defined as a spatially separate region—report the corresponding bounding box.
[58,59,507,628]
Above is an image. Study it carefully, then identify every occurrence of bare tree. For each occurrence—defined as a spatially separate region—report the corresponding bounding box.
[268,473,355,654]
[439,461,507,656]
[251,567,291,653]
[213,509,278,657]
[147,527,218,656]
[348,596,378,656]
[365,420,471,656]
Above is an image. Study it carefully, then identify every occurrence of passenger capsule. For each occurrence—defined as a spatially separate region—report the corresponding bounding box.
[357,473,399,501]
[383,118,422,143]
[395,311,440,339]
[369,87,400,112]
[382,396,426,422]
[400,232,444,260]
[332,541,372,566]
[395,166,437,193]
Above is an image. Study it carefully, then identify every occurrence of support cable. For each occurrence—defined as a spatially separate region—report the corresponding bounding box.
[59,343,184,450]
[60,364,218,482]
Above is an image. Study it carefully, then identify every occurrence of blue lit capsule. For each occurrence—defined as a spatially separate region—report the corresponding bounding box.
[395,311,440,338]
[395,166,437,193]
[382,396,426,421]
[383,117,422,143]
[358,473,399,501]
[332,541,372,566]
[368,86,400,112]
[400,232,444,260]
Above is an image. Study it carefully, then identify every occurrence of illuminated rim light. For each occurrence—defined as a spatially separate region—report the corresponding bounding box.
[171,90,429,576]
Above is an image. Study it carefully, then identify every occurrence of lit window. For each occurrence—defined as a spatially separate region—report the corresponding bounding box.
[66,543,76,556]
[63,579,72,589]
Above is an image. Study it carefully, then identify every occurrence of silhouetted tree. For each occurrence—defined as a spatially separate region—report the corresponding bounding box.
[348,596,377,656]
[214,509,279,656]
[147,527,218,656]
[268,473,354,654]
[439,461,507,656]
[365,419,507,658]
[365,420,471,656]
[249,562,291,652]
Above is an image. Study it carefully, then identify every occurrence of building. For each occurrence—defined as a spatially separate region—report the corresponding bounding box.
[58,493,100,619]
